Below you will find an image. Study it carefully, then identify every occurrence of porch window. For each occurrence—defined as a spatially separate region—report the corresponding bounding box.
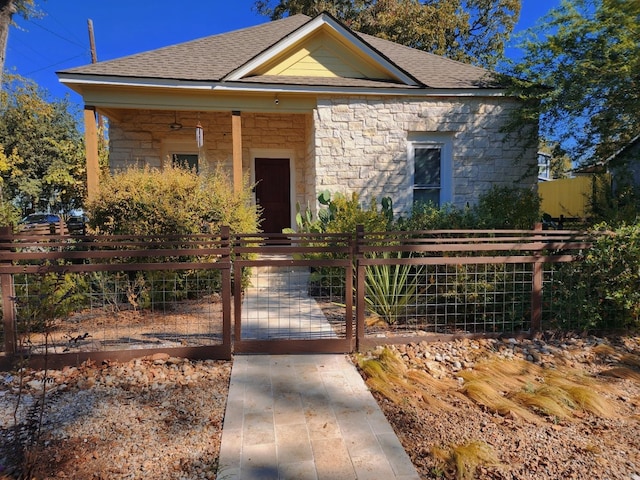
[409,136,452,207]
[172,153,199,173]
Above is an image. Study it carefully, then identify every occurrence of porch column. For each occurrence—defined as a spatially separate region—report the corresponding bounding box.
[84,105,100,201]
[232,111,242,193]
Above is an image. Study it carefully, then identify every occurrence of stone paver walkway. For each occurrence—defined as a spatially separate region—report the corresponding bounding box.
[217,354,420,480]
[217,260,420,479]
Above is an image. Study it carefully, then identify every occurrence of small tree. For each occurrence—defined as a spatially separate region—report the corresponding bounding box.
[0,75,85,214]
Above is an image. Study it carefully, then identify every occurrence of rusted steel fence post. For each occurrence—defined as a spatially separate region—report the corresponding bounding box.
[344,231,354,351]
[355,224,365,351]
[219,226,232,359]
[531,223,544,332]
[0,226,16,355]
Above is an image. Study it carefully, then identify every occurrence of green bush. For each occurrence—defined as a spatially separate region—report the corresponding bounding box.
[551,222,640,331]
[394,202,476,230]
[587,173,640,227]
[396,186,541,230]
[86,164,260,236]
[475,185,541,229]
[85,164,259,303]
[0,189,19,229]
[15,272,87,334]
[323,192,391,233]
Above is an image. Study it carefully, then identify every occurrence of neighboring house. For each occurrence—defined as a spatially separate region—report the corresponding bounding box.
[57,13,536,233]
[601,134,640,193]
[538,152,552,182]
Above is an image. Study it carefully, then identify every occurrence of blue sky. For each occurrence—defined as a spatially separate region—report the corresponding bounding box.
[7,0,560,103]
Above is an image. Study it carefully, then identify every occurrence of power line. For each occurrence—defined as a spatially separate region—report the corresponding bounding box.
[38,6,87,48]
[26,17,86,49]
[24,54,90,75]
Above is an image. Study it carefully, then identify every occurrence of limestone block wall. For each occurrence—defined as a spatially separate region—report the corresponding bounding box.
[313,96,537,217]
[107,110,309,208]
[108,110,233,171]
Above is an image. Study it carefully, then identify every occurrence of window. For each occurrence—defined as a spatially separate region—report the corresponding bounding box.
[413,145,442,206]
[409,135,452,207]
[172,153,199,173]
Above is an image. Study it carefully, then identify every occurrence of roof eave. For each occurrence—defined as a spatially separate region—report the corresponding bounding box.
[58,73,508,98]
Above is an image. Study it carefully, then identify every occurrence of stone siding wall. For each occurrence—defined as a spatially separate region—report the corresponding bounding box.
[108,110,309,209]
[314,96,537,217]
[107,98,536,223]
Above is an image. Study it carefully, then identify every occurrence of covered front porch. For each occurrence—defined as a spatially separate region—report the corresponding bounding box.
[83,98,317,232]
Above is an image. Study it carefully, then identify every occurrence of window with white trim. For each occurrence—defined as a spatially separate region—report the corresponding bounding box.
[409,136,452,207]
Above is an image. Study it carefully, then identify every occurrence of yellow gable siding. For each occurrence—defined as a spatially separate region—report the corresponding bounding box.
[257,30,394,80]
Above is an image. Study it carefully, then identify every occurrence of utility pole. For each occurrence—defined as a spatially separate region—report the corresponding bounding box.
[88,19,98,63]
[87,19,104,130]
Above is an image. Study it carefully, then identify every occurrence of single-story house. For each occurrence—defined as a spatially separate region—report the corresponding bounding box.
[578,134,640,192]
[57,12,537,232]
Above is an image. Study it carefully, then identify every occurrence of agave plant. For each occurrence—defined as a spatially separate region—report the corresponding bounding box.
[364,251,423,325]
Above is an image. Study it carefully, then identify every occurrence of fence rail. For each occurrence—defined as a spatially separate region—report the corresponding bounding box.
[0,226,232,369]
[0,225,598,368]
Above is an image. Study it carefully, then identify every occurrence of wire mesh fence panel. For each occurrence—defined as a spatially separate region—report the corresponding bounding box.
[240,263,348,340]
[541,262,628,332]
[363,262,533,336]
[13,269,225,355]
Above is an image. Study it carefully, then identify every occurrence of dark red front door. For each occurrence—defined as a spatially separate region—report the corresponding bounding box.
[255,158,291,233]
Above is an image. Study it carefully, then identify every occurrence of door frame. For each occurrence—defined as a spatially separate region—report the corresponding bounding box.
[251,148,296,231]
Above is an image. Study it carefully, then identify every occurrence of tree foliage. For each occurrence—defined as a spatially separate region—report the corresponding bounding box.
[254,0,521,67]
[0,74,86,214]
[507,0,640,167]
[0,0,37,84]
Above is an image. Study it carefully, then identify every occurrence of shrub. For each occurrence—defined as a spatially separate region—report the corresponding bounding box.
[475,185,541,229]
[86,164,259,236]
[15,272,87,334]
[0,189,19,229]
[396,186,541,231]
[85,164,260,302]
[364,252,423,325]
[587,173,640,227]
[394,202,476,230]
[324,192,391,233]
[551,222,640,331]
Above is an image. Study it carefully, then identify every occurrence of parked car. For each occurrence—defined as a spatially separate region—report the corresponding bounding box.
[19,213,62,232]
[65,215,87,235]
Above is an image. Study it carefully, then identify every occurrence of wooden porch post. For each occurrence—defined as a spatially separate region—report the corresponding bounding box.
[232,111,242,193]
[84,106,100,201]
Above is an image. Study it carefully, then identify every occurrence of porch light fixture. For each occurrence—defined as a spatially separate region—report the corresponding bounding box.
[170,111,183,130]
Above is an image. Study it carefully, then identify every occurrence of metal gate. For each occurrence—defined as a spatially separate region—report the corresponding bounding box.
[232,233,354,354]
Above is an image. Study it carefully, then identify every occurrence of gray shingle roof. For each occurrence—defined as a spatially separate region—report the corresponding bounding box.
[61,15,310,82]
[59,14,499,90]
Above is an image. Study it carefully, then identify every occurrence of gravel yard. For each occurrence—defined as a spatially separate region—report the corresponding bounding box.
[0,334,639,479]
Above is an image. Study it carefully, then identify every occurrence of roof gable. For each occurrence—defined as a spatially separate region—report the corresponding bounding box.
[226,13,417,86]
[255,30,393,80]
